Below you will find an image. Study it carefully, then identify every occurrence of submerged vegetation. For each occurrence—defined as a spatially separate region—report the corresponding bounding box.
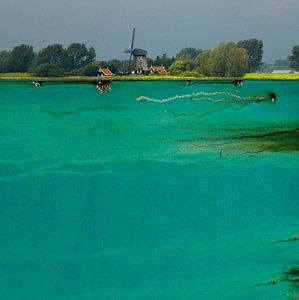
[284,266,299,279]
[228,128,299,153]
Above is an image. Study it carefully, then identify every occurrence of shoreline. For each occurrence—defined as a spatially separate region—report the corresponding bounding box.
[1,73,299,82]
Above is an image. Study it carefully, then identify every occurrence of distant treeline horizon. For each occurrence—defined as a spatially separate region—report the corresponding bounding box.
[0,40,298,77]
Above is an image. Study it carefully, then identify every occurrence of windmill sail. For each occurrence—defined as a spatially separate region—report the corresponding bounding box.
[125,28,135,74]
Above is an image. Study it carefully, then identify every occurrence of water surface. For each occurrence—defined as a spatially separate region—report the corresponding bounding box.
[0,80,298,299]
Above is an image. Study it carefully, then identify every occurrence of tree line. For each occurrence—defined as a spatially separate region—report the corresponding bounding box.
[168,40,263,77]
[0,40,298,77]
[0,43,97,76]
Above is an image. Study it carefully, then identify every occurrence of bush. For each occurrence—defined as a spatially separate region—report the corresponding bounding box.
[180,71,203,77]
[72,64,99,76]
[168,68,183,76]
[32,63,65,77]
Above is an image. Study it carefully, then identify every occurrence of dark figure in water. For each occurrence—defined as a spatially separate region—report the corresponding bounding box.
[232,80,243,87]
[252,92,276,103]
[185,80,196,85]
[269,92,276,102]
[256,279,278,286]
[33,81,42,86]
[276,235,298,243]
[96,80,112,93]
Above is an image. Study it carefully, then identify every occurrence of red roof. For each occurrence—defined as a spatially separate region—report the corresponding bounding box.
[99,68,115,76]
[150,66,166,73]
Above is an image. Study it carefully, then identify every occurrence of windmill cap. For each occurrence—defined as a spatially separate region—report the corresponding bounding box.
[133,48,147,56]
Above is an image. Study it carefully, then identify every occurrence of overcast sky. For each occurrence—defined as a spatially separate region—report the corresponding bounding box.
[1,0,298,63]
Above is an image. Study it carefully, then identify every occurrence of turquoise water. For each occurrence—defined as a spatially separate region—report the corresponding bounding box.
[0,80,298,299]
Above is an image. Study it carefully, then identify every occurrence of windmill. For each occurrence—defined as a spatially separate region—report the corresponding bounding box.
[125,28,148,74]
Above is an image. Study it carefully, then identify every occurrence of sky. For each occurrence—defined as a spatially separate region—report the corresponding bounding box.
[1,0,298,63]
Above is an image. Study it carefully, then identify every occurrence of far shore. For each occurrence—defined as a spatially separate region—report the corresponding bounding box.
[1,72,299,82]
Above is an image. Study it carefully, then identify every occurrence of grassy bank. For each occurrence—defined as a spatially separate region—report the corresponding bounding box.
[244,73,299,80]
[1,72,299,82]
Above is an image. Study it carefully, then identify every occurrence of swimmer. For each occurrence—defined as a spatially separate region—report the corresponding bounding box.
[232,80,243,87]
[252,92,276,103]
[269,92,276,102]
[33,81,41,87]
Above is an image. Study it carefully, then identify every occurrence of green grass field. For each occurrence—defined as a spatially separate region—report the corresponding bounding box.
[1,72,299,81]
[244,73,299,80]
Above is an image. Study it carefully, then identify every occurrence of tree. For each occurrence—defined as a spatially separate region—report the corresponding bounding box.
[155,53,175,68]
[208,43,230,77]
[176,47,202,60]
[226,48,249,76]
[273,59,289,69]
[120,60,129,74]
[237,39,263,72]
[8,44,34,72]
[107,59,122,74]
[147,54,175,70]
[204,43,249,77]
[0,51,11,72]
[32,63,65,77]
[86,47,96,65]
[194,50,211,76]
[64,43,96,70]
[288,45,299,71]
[36,44,67,67]
[147,57,154,67]
[156,53,175,69]
[74,64,99,76]
[169,58,196,75]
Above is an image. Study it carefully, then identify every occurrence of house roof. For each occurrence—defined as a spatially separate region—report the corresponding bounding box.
[150,66,166,73]
[99,68,114,76]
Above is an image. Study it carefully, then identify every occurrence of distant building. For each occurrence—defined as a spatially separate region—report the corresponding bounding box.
[272,70,297,74]
[98,67,115,76]
[131,49,149,74]
[150,66,167,74]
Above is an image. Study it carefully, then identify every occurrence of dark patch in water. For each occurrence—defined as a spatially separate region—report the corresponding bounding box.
[233,128,299,140]
[171,99,271,120]
[255,266,299,290]
[179,127,299,153]
[256,279,278,286]
[282,266,299,292]
[284,266,299,278]
[276,236,298,243]
[231,128,299,152]
[185,79,244,86]
[171,102,249,120]
[40,105,128,117]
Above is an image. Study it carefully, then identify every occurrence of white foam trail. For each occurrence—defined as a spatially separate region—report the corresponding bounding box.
[136,91,244,103]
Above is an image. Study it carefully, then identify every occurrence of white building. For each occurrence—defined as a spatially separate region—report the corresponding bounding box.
[272,70,298,74]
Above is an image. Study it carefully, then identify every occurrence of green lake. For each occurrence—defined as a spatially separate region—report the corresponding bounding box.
[0,80,298,299]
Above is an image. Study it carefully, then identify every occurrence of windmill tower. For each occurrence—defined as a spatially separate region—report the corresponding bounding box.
[125,28,148,74]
